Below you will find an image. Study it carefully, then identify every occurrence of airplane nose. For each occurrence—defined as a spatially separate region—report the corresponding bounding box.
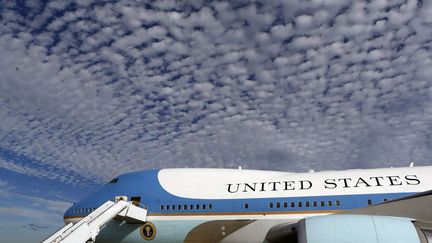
[63,204,85,224]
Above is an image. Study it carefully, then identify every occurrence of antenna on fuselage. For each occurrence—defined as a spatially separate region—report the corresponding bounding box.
[409,162,414,167]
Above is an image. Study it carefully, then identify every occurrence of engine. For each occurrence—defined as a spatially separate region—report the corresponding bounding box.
[266,214,432,243]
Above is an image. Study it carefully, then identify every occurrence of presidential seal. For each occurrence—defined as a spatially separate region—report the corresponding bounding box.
[140,222,156,241]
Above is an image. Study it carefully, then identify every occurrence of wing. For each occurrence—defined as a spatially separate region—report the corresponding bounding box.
[340,189,432,221]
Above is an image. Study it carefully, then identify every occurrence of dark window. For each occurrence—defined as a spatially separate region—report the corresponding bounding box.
[178,205,181,210]
[383,198,388,202]
[160,205,164,210]
[190,205,193,210]
[196,204,200,209]
[284,202,288,208]
[291,202,295,207]
[244,203,249,209]
[108,178,118,184]
[173,205,175,210]
[328,201,333,206]
[321,201,325,207]
[167,205,170,210]
[131,196,141,206]
[306,201,310,207]
[269,202,274,208]
[313,201,318,207]
[184,205,187,210]
[276,202,281,208]
[367,199,372,205]
[336,200,341,206]
[203,204,206,209]
[298,202,302,207]
[209,204,213,209]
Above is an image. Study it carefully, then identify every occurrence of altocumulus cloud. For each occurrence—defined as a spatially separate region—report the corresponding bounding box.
[0,0,432,187]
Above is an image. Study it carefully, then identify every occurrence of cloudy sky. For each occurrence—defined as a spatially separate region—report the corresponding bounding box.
[1,0,432,241]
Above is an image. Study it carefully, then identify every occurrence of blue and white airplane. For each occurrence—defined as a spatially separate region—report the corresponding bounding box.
[59,165,432,243]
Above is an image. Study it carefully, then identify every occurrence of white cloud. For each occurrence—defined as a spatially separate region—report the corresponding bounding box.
[0,0,430,189]
[0,191,72,242]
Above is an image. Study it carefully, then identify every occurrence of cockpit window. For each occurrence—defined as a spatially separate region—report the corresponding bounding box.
[106,178,119,184]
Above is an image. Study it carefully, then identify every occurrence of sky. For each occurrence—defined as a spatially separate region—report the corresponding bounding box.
[0,0,432,242]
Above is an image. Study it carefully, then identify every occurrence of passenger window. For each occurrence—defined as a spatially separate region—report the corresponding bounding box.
[196,204,200,209]
[367,199,372,205]
[306,201,310,207]
[298,202,302,207]
[209,204,213,209]
[336,200,341,206]
[269,202,274,208]
[160,205,164,210]
[328,201,333,206]
[291,202,295,208]
[184,205,187,210]
[313,201,318,207]
[178,205,181,210]
[167,205,170,210]
[203,204,206,210]
[284,202,288,208]
[321,201,325,207]
[276,202,281,208]
[244,203,249,209]
[190,205,193,210]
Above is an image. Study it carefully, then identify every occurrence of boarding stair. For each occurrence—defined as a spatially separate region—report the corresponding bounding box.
[41,200,148,243]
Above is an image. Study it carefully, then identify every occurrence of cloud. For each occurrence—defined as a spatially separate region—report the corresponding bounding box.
[0,180,71,240]
[0,192,71,229]
[0,0,431,189]
[22,224,49,231]
[0,180,11,197]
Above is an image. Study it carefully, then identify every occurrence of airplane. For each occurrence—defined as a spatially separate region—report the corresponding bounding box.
[48,165,432,243]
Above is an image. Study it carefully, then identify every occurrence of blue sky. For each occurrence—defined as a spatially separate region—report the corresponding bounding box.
[1,0,432,242]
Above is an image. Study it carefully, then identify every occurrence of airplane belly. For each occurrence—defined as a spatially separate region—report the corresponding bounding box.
[94,219,298,243]
[95,220,207,243]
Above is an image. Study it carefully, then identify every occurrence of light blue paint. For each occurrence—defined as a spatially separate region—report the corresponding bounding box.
[304,215,420,243]
[96,220,205,243]
[373,216,420,243]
